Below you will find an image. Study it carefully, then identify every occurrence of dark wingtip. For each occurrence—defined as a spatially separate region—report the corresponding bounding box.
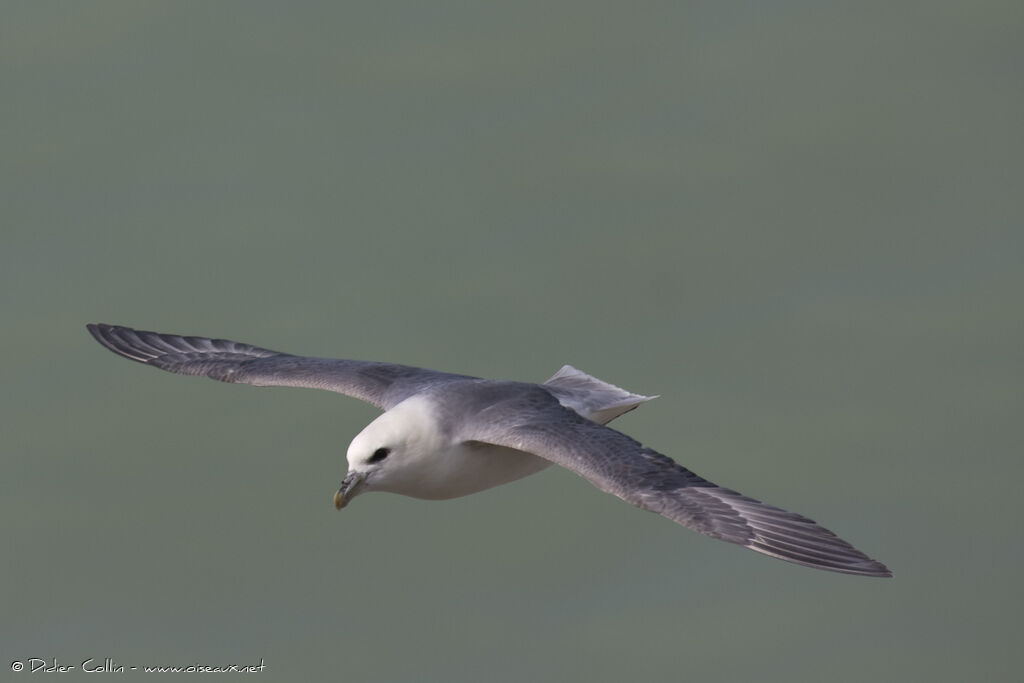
[847,561,893,578]
[870,562,894,578]
[750,543,893,577]
[86,323,152,364]
[87,322,121,356]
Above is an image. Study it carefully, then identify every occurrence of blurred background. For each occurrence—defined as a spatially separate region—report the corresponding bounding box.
[3,2,1021,681]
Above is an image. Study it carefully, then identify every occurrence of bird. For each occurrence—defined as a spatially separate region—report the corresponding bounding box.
[86,323,891,577]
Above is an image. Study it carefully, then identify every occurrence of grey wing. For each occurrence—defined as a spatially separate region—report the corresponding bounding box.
[461,387,891,577]
[87,323,473,410]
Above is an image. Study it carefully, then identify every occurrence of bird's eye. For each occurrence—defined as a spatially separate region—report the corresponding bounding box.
[368,447,390,464]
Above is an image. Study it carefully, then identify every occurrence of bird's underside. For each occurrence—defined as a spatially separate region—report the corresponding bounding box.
[87,323,892,577]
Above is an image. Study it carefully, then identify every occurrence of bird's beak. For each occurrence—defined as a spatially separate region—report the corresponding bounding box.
[333,470,367,510]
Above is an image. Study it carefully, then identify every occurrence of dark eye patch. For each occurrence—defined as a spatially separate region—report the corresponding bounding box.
[368,447,390,464]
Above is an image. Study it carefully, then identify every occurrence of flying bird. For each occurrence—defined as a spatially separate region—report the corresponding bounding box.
[87,323,891,577]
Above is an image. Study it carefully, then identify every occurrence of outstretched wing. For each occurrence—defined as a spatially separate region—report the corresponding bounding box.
[87,323,473,410]
[460,386,891,577]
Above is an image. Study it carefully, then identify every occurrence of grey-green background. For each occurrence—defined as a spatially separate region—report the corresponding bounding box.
[3,2,1021,681]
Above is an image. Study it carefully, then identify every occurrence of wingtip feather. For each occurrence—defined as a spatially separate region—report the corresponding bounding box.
[87,323,137,361]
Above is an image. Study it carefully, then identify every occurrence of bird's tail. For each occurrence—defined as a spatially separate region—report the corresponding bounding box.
[543,365,657,425]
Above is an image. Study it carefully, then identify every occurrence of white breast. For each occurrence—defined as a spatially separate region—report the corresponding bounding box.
[394,441,552,500]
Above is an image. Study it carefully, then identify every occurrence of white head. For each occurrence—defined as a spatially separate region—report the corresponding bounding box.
[333,396,447,508]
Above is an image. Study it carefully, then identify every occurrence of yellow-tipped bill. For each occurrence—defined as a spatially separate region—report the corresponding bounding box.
[333,470,366,510]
